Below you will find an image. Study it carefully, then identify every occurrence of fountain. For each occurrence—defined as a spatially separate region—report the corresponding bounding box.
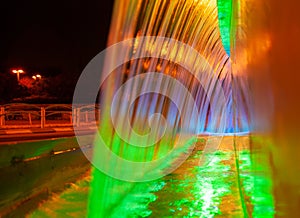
[0,0,299,215]
[72,0,252,217]
[28,0,300,216]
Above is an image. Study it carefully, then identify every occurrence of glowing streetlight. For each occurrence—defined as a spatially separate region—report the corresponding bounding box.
[32,74,42,80]
[12,69,24,81]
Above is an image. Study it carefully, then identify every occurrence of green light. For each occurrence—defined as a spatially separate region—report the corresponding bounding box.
[28,137,276,217]
[149,150,241,217]
[217,0,232,55]
[87,136,197,217]
[238,150,275,217]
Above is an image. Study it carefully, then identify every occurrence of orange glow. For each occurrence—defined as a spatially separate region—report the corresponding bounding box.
[12,69,24,74]
[11,69,25,81]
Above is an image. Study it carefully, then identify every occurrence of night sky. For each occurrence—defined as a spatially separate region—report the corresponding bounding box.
[0,0,115,77]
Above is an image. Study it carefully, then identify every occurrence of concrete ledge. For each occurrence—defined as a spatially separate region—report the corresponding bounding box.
[0,136,93,217]
[0,127,96,135]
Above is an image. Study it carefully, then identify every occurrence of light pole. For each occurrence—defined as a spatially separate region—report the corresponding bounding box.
[12,69,24,82]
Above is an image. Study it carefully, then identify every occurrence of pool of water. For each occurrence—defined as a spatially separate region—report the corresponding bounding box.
[28,136,275,217]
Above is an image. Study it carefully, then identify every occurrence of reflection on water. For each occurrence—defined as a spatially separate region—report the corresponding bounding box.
[29,136,275,217]
[29,173,90,218]
[149,148,240,217]
[239,150,275,217]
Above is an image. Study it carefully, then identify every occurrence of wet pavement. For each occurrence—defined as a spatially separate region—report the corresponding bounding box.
[29,136,275,217]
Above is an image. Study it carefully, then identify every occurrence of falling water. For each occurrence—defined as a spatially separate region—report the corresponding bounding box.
[84,0,251,217]
[10,0,298,216]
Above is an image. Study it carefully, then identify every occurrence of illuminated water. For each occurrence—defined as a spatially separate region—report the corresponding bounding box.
[29,136,274,217]
[79,0,253,216]
[12,0,300,216]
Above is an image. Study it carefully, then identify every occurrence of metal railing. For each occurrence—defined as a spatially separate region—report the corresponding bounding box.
[0,103,100,129]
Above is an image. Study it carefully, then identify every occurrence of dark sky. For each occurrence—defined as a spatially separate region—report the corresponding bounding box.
[0,0,115,77]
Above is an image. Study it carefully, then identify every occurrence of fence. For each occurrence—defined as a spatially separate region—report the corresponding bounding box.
[0,104,100,129]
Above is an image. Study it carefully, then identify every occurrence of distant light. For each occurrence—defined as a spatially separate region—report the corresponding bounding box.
[11,69,25,81]
[36,74,41,78]
[32,76,36,80]
[12,69,24,73]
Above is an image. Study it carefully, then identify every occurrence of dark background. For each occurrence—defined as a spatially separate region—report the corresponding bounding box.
[0,0,115,103]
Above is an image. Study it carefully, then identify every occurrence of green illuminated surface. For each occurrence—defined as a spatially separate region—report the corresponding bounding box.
[87,135,197,217]
[217,0,232,55]
[147,143,244,217]
[29,137,275,217]
[238,150,275,217]
[29,176,90,218]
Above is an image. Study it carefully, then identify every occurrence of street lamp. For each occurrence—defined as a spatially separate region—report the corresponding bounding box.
[12,69,24,82]
[32,74,42,80]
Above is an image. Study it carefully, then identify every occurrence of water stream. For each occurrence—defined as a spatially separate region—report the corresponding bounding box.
[31,0,261,217]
